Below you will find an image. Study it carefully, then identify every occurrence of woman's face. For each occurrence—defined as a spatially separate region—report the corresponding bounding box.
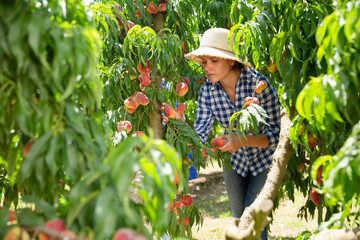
[200,56,235,83]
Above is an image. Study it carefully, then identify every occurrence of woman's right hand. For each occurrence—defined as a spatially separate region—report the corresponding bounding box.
[161,103,185,124]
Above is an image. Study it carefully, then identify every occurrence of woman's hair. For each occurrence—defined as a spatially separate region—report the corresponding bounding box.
[232,61,244,71]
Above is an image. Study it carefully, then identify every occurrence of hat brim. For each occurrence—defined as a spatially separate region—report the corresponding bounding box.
[184,47,251,68]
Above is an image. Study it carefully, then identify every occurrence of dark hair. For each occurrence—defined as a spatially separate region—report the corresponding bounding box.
[232,61,244,71]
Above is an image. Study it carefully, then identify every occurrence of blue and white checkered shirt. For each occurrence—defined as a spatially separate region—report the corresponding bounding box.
[193,67,281,177]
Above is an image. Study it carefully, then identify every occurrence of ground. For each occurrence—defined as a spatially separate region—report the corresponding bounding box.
[188,164,318,240]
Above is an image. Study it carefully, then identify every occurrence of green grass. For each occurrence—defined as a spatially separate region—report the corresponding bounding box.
[194,194,232,218]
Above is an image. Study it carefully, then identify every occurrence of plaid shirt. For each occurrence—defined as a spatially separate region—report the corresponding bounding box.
[194,67,281,177]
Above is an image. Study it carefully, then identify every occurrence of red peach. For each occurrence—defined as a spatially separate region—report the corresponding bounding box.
[176,82,188,96]
[175,103,186,116]
[201,149,208,157]
[180,195,193,206]
[173,172,179,185]
[135,9,142,18]
[126,20,135,31]
[23,141,34,158]
[134,92,149,105]
[255,80,267,94]
[243,96,259,108]
[307,132,317,147]
[169,200,182,214]
[164,104,177,119]
[118,120,132,133]
[112,228,147,240]
[146,3,158,14]
[310,189,320,206]
[139,73,151,86]
[157,3,167,12]
[137,61,151,74]
[124,97,139,113]
[210,137,227,148]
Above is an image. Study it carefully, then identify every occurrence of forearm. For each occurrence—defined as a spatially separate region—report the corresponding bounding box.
[239,134,269,148]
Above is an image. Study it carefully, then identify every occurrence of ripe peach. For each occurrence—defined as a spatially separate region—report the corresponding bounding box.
[112,228,147,240]
[4,227,30,240]
[210,137,227,148]
[255,80,267,94]
[137,61,151,74]
[175,103,186,116]
[307,132,317,147]
[298,122,305,136]
[180,195,193,206]
[23,141,34,158]
[181,77,189,85]
[169,200,182,214]
[310,189,320,206]
[157,3,167,12]
[243,96,259,108]
[173,172,179,185]
[267,61,278,73]
[134,92,149,105]
[118,120,132,133]
[201,149,208,157]
[124,97,139,113]
[62,230,77,238]
[146,3,158,14]
[39,219,66,240]
[135,9,142,18]
[139,73,151,86]
[164,104,177,119]
[176,82,188,96]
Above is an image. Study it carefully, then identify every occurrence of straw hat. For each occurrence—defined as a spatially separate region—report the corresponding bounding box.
[184,28,251,67]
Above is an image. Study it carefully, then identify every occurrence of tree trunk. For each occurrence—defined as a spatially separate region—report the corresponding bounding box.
[225,108,294,240]
[149,12,166,139]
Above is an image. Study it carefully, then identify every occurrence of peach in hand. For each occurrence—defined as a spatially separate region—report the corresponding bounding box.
[175,103,186,116]
[210,137,227,148]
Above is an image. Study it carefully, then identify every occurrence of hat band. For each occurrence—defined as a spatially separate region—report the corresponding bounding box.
[199,45,235,54]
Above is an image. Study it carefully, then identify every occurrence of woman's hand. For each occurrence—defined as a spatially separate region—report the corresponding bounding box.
[160,103,185,124]
[218,134,243,153]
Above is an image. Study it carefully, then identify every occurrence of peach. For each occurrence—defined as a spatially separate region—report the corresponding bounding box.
[210,137,227,148]
[146,3,158,14]
[180,195,193,206]
[175,103,186,116]
[164,104,177,119]
[181,41,187,53]
[176,82,188,96]
[137,61,151,74]
[255,80,267,93]
[298,122,305,136]
[124,97,139,113]
[169,200,182,214]
[307,132,317,147]
[267,61,277,73]
[157,3,167,12]
[243,96,259,108]
[310,189,320,206]
[23,141,34,158]
[112,228,147,240]
[39,219,66,240]
[135,9,142,18]
[201,149,208,157]
[62,230,77,238]
[181,77,189,85]
[134,92,149,105]
[297,162,304,172]
[4,227,30,240]
[132,131,146,137]
[139,73,151,86]
[118,121,132,133]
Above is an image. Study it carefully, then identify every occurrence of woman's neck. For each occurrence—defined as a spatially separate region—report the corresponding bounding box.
[219,68,241,90]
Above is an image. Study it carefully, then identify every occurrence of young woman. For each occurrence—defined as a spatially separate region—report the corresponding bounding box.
[162,28,281,240]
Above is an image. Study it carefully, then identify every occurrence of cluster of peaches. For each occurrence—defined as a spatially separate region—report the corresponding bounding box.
[168,194,193,226]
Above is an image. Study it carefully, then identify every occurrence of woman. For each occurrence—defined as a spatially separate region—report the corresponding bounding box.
[163,28,281,240]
